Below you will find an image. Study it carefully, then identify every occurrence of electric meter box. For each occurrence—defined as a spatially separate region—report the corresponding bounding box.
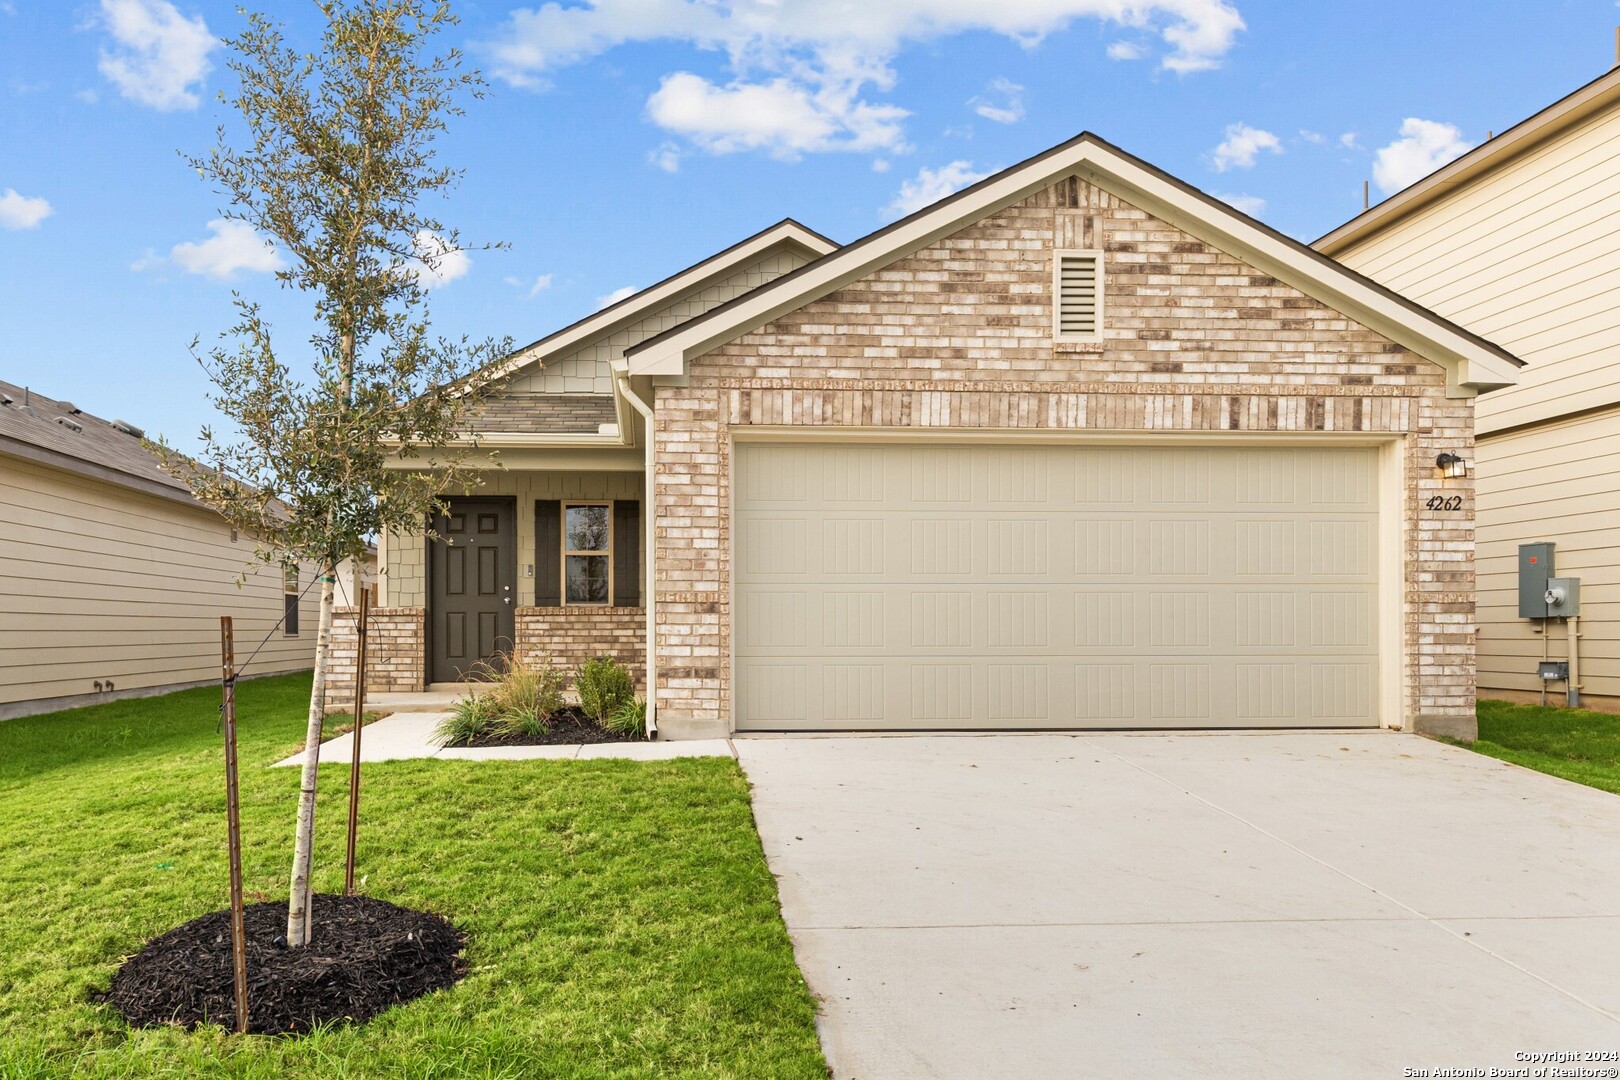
[1519,542,1556,618]
[1545,577,1581,618]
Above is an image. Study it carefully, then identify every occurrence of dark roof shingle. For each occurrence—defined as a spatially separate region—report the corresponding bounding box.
[0,379,193,497]
[463,394,616,434]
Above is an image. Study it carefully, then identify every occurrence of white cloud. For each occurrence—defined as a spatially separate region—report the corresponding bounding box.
[648,142,683,172]
[1107,41,1146,60]
[167,219,285,279]
[1372,118,1472,194]
[74,88,100,104]
[646,71,909,158]
[1339,131,1360,150]
[0,188,53,229]
[486,1,1245,159]
[1298,129,1324,144]
[596,285,638,309]
[504,273,554,296]
[95,0,216,111]
[1210,122,1281,171]
[1214,192,1265,216]
[969,77,1024,125]
[871,158,891,173]
[403,230,471,290]
[887,160,992,218]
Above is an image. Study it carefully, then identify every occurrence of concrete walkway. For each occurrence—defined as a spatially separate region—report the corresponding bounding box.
[737,731,1620,1080]
[270,711,734,766]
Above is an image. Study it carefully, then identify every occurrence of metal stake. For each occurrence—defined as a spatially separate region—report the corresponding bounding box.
[220,617,250,1035]
[344,586,370,895]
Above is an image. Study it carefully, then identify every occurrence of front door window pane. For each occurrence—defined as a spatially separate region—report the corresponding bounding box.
[566,554,610,604]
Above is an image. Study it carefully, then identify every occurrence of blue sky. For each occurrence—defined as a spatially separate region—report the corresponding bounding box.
[1,0,1615,454]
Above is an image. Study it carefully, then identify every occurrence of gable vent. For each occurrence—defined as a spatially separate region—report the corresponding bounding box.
[1054,250,1102,340]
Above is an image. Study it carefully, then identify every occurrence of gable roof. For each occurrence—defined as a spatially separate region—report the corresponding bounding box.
[473,218,837,388]
[625,132,1524,396]
[1316,65,1620,256]
[0,379,199,505]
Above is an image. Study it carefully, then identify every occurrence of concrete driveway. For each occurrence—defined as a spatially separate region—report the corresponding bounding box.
[737,732,1620,1080]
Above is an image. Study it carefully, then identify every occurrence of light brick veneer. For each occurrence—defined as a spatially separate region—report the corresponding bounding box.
[515,607,646,687]
[325,607,425,708]
[652,176,1477,739]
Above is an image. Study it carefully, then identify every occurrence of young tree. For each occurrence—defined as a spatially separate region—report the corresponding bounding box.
[161,0,506,947]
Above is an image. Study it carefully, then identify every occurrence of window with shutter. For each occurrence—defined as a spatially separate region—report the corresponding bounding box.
[1053,250,1103,341]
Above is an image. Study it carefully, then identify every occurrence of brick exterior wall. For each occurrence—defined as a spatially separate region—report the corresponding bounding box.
[652,176,1476,739]
[325,607,425,708]
[515,607,646,687]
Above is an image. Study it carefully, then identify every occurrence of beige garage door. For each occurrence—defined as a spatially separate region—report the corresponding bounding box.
[733,442,1381,731]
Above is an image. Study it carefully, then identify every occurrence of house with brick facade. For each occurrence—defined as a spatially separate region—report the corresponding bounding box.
[330,132,1522,741]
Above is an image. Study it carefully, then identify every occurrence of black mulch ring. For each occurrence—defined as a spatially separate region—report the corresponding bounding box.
[452,706,645,747]
[100,894,466,1036]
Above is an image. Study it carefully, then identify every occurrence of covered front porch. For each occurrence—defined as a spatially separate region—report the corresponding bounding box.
[325,464,650,709]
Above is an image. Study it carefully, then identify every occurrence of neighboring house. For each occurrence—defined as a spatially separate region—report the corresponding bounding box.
[0,381,341,719]
[335,133,1521,740]
[1318,65,1620,710]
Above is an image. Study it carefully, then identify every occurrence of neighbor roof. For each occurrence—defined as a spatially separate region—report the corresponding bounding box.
[0,379,198,505]
[1316,65,1620,256]
[626,132,1524,395]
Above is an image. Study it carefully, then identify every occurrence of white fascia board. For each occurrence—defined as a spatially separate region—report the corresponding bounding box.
[630,137,1521,395]
[479,221,837,387]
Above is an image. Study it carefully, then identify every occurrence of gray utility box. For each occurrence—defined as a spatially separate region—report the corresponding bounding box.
[1545,577,1581,618]
[1519,542,1556,618]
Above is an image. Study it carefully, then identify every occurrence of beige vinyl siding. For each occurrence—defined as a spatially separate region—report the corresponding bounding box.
[510,249,814,395]
[0,454,320,710]
[1476,407,1620,701]
[380,470,642,608]
[1334,104,1620,434]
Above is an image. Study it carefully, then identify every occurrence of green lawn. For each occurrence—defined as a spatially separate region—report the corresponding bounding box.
[0,674,827,1079]
[1464,699,1620,796]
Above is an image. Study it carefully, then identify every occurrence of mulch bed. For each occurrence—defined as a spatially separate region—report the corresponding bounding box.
[102,894,465,1036]
[452,705,645,747]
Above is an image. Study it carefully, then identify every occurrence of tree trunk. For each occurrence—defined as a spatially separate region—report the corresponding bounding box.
[286,568,337,947]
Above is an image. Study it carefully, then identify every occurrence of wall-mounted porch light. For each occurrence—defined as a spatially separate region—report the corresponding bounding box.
[1435,452,1469,479]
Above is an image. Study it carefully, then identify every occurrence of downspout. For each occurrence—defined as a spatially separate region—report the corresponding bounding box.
[616,373,658,739]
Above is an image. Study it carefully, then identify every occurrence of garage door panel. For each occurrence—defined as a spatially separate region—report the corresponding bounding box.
[734,443,1381,731]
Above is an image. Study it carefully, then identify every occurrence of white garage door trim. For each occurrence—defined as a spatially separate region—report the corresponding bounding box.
[728,430,1405,733]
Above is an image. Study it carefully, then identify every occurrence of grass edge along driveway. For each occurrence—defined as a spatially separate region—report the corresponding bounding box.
[0,673,826,1079]
[1456,698,1620,797]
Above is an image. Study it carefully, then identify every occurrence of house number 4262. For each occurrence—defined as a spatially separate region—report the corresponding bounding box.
[1425,495,1463,511]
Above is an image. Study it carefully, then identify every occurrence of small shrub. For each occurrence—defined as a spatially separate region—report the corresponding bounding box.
[604,697,647,739]
[495,655,566,722]
[577,656,635,725]
[433,693,498,746]
[499,706,549,738]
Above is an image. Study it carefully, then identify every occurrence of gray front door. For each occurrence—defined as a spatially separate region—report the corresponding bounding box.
[429,497,516,683]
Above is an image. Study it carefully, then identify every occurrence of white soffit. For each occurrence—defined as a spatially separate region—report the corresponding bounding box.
[626,134,1522,396]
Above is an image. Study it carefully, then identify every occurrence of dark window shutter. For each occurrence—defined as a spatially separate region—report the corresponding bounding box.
[284,592,299,636]
[613,500,641,608]
[535,500,561,606]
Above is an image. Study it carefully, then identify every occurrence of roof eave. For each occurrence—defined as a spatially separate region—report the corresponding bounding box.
[1316,66,1620,255]
[629,134,1522,395]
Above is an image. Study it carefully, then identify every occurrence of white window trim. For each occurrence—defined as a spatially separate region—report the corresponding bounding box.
[1052,248,1104,343]
[562,501,613,607]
